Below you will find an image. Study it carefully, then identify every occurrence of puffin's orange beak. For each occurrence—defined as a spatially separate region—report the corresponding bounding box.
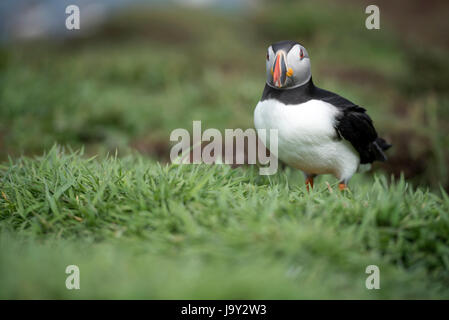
[272,51,287,88]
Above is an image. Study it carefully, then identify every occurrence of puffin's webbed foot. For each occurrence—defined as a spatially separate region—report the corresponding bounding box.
[338,182,348,191]
[305,174,317,192]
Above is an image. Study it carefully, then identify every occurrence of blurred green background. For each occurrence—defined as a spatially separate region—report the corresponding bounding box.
[0,0,448,189]
[1,0,449,300]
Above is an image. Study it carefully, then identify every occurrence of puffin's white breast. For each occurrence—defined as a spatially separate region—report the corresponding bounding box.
[254,98,360,180]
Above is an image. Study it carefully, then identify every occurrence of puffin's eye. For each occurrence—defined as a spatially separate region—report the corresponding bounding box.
[299,49,304,60]
[266,51,269,60]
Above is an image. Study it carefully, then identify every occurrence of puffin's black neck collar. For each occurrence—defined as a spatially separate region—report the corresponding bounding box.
[261,78,316,105]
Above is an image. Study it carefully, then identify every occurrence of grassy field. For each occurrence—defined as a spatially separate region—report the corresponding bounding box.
[1,147,449,299]
[0,1,448,299]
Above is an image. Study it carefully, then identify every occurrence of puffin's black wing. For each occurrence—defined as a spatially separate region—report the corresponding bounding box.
[336,105,390,164]
[314,87,391,164]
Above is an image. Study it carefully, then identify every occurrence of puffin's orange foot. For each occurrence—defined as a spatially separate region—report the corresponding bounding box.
[305,177,314,192]
[338,183,348,191]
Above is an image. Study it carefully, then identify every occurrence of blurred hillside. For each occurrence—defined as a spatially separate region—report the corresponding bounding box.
[0,0,448,189]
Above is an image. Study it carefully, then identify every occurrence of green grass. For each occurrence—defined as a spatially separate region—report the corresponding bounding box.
[1,147,449,299]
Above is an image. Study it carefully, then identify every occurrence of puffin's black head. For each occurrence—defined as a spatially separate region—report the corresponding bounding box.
[266,40,311,89]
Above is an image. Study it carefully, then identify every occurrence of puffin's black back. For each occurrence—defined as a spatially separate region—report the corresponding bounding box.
[261,79,391,164]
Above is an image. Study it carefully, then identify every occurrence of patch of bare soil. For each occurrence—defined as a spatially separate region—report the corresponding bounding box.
[379,131,431,180]
[318,65,388,89]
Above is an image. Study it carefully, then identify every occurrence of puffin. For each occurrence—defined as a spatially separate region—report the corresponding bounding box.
[254,40,391,190]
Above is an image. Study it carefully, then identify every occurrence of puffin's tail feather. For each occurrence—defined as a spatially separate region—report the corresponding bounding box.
[376,137,392,151]
[372,137,392,162]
